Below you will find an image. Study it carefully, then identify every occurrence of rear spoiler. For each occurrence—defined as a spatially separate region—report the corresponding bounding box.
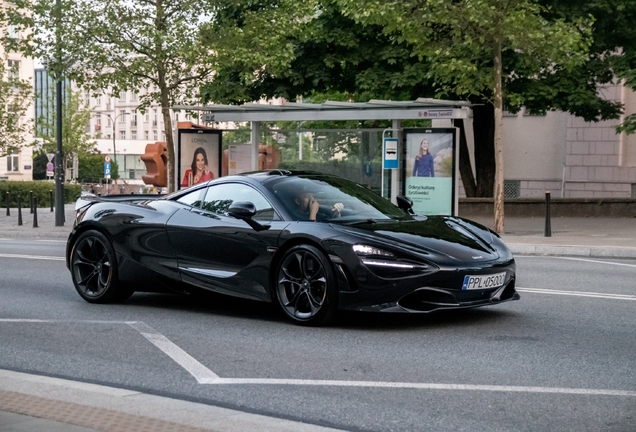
[75,193,166,211]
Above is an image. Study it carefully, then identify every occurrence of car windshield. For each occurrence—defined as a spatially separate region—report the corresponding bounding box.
[266,175,413,223]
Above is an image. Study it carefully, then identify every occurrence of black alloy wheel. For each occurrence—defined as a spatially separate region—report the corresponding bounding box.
[70,230,132,303]
[275,244,338,326]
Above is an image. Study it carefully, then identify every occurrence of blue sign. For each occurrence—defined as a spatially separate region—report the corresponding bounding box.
[104,161,111,178]
[383,137,399,170]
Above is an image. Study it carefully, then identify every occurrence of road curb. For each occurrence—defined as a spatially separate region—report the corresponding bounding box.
[509,244,636,259]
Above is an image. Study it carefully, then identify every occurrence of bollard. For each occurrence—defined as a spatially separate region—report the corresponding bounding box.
[50,190,54,212]
[544,190,552,237]
[5,191,9,216]
[17,196,22,226]
[33,197,38,228]
[29,190,33,214]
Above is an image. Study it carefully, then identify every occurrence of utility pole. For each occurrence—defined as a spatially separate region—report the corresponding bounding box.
[54,0,64,226]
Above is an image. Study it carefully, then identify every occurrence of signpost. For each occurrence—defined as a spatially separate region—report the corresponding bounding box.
[46,162,54,178]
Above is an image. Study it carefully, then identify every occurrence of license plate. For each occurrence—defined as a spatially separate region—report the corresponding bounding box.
[462,272,506,290]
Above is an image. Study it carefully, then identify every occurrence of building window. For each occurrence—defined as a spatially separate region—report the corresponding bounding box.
[7,150,19,172]
[153,131,158,141]
[119,130,126,140]
[95,96,101,107]
[504,180,521,198]
[7,25,19,41]
[153,109,158,126]
[85,91,90,106]
[144,131,149,140]
[131,93,138,102]
[145,111,149,122]
[7,60,20,80]
[523,107,547,116]
[119,110,126,122]
[118,91,126,102]
[131,131,137,140]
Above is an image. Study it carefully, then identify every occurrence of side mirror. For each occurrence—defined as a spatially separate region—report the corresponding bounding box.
[228,201,270,231]
[228,201,256,218]
[396,195,414,214]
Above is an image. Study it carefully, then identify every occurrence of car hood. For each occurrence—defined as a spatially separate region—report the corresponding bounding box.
[332,216,500,262]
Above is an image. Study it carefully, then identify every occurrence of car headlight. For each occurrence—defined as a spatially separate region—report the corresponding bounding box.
[352,244,395,258]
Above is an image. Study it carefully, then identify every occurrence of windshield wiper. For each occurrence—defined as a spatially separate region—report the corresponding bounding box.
[344,218,378,226]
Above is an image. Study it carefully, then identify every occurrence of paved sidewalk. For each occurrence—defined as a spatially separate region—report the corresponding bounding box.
[0,369,339,432]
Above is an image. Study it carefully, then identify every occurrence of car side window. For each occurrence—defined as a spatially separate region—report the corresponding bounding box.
[201,183,277,221]
[176,189,204,208]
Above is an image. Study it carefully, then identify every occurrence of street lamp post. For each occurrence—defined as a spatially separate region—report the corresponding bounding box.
[104,111,129,182]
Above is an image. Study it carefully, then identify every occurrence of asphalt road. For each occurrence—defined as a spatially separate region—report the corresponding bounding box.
[1,239,635,432]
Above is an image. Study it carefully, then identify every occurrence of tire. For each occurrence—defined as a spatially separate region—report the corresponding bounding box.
[70,230,133,303]
[274,244,338,326]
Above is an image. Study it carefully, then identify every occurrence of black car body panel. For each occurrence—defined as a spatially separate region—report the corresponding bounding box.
[67,171,518,319]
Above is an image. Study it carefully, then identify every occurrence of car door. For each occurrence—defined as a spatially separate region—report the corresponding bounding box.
[166,182,287,301]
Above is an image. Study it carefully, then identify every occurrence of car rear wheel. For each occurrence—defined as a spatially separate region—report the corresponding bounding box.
[70,230,133,303]
[275,244,338,326]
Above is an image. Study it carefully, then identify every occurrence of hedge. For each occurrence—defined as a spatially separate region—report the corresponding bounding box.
[0,181,82,208]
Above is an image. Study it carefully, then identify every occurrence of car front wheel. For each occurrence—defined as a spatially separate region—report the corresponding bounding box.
[70,230,133,303]
[275,244,338,326]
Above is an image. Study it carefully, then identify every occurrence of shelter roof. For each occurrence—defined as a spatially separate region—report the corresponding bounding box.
[173,98,471,122]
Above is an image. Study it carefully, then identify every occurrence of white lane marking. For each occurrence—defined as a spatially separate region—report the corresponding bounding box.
[0,253,64,261]
[517,287,636,301]
[127,321,220,382]
[199,378,636,396]
[2,319,635,397]
[516,255,636,268]
[0,319,220,383]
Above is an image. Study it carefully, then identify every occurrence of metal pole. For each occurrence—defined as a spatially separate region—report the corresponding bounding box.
[54,0,64,226]
[50,190,53,212]
[29,190,33,214]
[5,192,9,216]
[544,190,552,237]
[33,197,38,228]
[17,196,22,226]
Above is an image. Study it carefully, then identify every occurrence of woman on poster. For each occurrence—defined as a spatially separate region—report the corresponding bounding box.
[181,147,215,187]
[412,139,435,177]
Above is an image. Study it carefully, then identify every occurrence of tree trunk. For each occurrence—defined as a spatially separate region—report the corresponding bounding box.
[493,35,505,234]
[472,103,496,197]
[454,118,477,197]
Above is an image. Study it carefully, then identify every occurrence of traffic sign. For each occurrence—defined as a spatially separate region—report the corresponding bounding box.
[104,161,111,178]
[383,137,399,169]
[46,162,54,177]
[105,155,111,163]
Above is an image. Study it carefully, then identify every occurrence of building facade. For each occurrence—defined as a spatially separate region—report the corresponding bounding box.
[1,27,34,182]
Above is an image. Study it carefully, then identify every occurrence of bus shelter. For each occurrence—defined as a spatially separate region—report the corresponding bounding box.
[172,98,470,216]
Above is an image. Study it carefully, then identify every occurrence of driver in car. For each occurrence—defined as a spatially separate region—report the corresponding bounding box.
[294,191,344,221]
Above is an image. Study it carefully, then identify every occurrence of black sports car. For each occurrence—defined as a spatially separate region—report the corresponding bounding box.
[66,170,519,325]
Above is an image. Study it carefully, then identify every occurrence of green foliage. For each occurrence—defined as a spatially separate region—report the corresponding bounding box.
[202,0,435,104]
[37,88,98,173]
[14,0,317,192]
[0,182,81,207]
[337,0,590,106]
[77,152,119,183]
[0,55,35,157]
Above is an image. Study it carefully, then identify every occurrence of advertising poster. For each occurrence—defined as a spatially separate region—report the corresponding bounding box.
[404,128,456,215]
[178,130,222,189]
